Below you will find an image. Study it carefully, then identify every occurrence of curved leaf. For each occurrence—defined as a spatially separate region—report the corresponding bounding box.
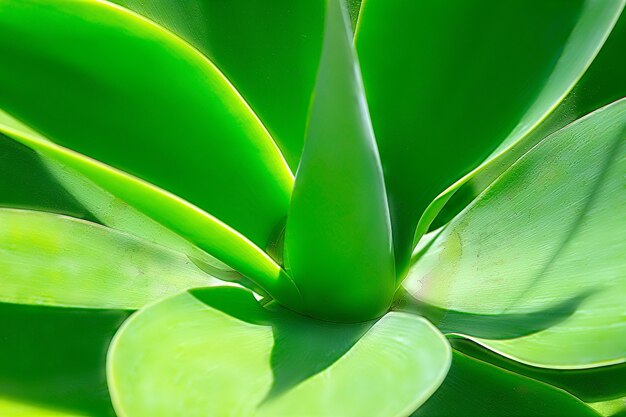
[0,303,128,417]
[589,397,626,417]
[405,99,626,368]
[356,0,624,271]
[433,9,626,229]
[110,0,325,171]
[285,0,394,322]
[108,286,451,417]
[0,209,219,309]
[412,351,600,417]
[452,339,626,403]
[0,398,89,417]
[0,0,293,251]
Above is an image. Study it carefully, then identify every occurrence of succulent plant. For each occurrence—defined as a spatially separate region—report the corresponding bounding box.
[0,0,624,416]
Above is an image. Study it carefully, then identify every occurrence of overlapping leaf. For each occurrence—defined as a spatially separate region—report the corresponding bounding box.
[108,287,450,417]
[404,98,626,368]
[356,0,624,273]
[0,0,299,300]
[0,209,219,309]
[285,0,394,321]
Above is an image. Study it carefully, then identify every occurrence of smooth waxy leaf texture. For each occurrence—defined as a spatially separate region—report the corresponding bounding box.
[285,0,394,321]
[111,0,325,170]
[108,287,450,417]
[356,0,624,272]
[412,352,600,417]
[0,209,219,309]
[434,8,626,227]
[0,103,299,310]
[0,0,293,250]
[405,99,626,368]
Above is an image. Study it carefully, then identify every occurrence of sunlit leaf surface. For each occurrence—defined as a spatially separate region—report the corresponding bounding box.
[0,209,219,309]
[405,99,626,368]
[108,287,450,417]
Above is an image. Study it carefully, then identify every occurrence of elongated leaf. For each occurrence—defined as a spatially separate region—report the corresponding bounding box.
[0,0,292,251]
[0,303,128,417]
[452,339,626,403]
[589,397,626,417]
[433,9,626,228]
[285,0,394,321]
[110,0,325,170]
[356,0,624,272]
[0,109,300,309]
[108,287,450,417]
[404,99,626,368]
[412,352,600,417]
[0,209,220,309]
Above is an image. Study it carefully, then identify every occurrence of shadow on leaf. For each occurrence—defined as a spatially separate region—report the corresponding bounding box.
[190,287,373,406]
[394,288,592,340]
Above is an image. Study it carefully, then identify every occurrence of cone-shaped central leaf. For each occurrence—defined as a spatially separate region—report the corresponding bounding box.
[285,0,395,322]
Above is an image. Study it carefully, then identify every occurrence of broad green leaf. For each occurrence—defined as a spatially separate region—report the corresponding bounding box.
[0,0,293,252]
[0,303,128,417]
[404,99,626,368]
[412,351,600,417]
[108,286,450,417]
[0,109,300,310]
[432,9,626,229]
[110,0,325,171]
[0,398,89,417]
[0,209,221,309]
[451,339,626,403]
[0,135,93,219]
[285,0,394,322]
[42,159,241,282]
[356,0,624,272]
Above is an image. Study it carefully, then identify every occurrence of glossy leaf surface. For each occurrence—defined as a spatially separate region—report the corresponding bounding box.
[412,352,600,417]
[452,339,626,403]
[111,0,325,171]
[0,398,89,417]
[108,287,450,417]
[285,0,394,321]
[405,99,626,368]
[0,110,299,309]
[0,209,219,309]
[356,0,624,272]
[0,0,293,250]
[434,8,626,227]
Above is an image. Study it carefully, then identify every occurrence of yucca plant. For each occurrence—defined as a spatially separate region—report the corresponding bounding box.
[0,0,624,416]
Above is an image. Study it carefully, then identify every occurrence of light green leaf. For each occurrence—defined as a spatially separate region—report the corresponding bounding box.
[0,396,91,417]
[589,397,626,417]
[404,98,626,368]
[0,209,220,309]
[356,0,624,271]
[109,0,325,171]
[0,0,293,251]
[108,286,451,417]
[285,0,394,322]
[412,351,600,417]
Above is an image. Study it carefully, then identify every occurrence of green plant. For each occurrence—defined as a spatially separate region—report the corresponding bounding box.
[0,0,624,415]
